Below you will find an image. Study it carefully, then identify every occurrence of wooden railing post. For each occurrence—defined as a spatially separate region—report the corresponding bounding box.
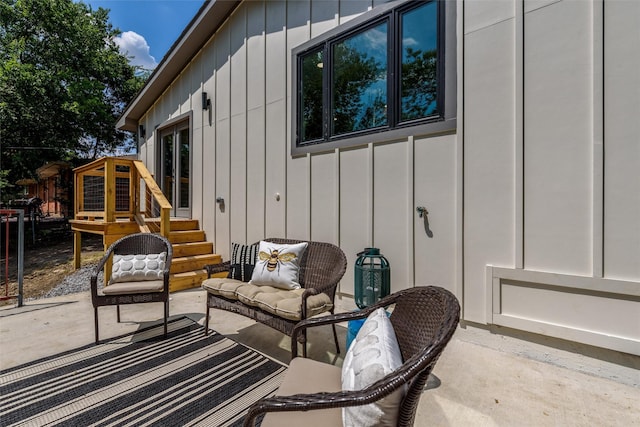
[104,158,115,223]
[74,166,81,218]
[73,231,81,269]
[130,162,139,216]
[160,207,171,238]
[73,167,83,270]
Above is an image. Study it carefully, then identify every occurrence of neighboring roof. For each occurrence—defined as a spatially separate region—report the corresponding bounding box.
[16,178,37,186]
[117,0,241,132]
[36,161,71,179]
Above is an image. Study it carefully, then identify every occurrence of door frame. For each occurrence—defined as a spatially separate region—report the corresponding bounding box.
[156,113,192,218]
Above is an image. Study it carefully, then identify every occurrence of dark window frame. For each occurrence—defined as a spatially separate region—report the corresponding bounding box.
[291,0,456,156]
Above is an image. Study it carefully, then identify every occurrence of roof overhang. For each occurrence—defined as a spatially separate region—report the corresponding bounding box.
[117,0,241,132]
[36,161,71,179]
[16,178,37,186]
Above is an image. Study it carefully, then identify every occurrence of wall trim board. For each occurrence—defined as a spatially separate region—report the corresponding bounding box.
[487,266,640,355]
[407,136,415,287]
[515,0,524,269]
[456,0,465,310]
[334,148,341,246]
[491,314,638,357]
[592,0,605,278]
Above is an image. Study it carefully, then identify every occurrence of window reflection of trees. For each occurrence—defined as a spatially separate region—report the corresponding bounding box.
[332,27,387,135]
[401,47,437,121]
[300,50,323,142]
[401,1,438,122]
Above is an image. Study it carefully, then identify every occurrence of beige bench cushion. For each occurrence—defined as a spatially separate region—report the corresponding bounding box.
[202,278,333,321]
[202,277,245,299]
[103,280,164,295]
[260,357,342,427]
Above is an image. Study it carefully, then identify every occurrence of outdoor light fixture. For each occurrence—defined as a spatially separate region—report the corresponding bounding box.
[139,124,146,138]
[202,92,211,110]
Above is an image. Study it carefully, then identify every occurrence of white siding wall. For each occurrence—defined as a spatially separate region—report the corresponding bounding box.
[464,2,517,322]
[138,0,639,354]
[604,0,640,282]
[142,0,459,298]
[464,0,639,354]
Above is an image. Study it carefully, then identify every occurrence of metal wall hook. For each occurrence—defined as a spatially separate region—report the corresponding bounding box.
[216,197,225,213]
[416,206,428,218]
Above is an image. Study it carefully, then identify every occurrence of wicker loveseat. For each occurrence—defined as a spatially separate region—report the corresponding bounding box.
[202,238,347,357]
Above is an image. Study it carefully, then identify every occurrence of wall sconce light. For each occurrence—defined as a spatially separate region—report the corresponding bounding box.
[139,124,146,138]
[202,92,211,111]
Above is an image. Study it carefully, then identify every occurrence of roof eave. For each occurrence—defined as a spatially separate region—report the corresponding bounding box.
[117,0,241,132]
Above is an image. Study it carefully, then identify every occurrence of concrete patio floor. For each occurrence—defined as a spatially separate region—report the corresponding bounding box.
[1,289,638,426]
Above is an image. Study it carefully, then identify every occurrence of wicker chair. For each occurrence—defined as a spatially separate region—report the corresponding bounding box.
[204,238,347,357]
[91,233,173,344]
[243,286,460,427]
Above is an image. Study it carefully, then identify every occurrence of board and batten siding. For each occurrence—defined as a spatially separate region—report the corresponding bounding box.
[137,0,639,355]
[464,0,639,355]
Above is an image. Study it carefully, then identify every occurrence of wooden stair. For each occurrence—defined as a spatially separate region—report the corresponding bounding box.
[146,218,226,292]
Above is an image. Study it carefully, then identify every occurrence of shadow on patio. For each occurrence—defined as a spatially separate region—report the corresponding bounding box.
[1,289,638,426]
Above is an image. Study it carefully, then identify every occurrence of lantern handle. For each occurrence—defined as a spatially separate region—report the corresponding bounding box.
[357,248,381,257]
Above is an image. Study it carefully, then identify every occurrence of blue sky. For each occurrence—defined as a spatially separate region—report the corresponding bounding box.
[82,0,205,69]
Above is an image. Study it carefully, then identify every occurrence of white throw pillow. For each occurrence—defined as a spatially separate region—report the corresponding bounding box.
[248,241,308,290]
[341,308,404,427]
[111,253,166,283]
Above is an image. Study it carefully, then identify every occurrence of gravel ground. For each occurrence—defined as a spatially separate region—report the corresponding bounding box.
[36,264,103,300]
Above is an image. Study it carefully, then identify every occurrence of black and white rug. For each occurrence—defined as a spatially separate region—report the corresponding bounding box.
[0,317,287,426]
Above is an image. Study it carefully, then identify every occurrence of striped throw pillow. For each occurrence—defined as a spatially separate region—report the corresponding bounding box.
[229,243,259,282]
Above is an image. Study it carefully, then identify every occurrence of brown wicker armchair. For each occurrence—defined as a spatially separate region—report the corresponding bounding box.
[91,233,173,344]
[243,286,460,427]
[203,238,347,357]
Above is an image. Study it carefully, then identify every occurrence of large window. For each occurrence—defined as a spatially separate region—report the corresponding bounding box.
[293,0,455,154]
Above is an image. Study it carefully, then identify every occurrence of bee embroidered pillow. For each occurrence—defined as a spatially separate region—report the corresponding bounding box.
[249,241,308,290]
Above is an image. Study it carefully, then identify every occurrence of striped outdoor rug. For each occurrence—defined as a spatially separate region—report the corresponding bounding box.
[0,317,287,426]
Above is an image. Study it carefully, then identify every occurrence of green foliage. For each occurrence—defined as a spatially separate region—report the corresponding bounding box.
[0,169,10,191]
[0,0,147,196]
[300,50,323,142]
[332,42,385,135]
[401,48,437,121]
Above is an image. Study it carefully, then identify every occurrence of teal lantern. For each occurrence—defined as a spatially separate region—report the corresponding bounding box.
[354,248,390,309]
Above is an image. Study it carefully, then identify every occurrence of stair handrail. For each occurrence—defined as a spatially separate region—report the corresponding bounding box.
[132,160,171,238]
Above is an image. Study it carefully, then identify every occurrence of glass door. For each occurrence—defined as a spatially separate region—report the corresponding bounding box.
[159,123,191,218]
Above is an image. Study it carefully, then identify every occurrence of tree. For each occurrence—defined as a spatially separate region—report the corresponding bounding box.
[332,42,385,135]
[401,47,437,121]
[0,0,147,199]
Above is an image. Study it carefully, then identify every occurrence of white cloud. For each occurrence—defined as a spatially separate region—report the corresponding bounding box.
[114,31,157,70]
[403,37,418,47]
[364,27,387,51]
